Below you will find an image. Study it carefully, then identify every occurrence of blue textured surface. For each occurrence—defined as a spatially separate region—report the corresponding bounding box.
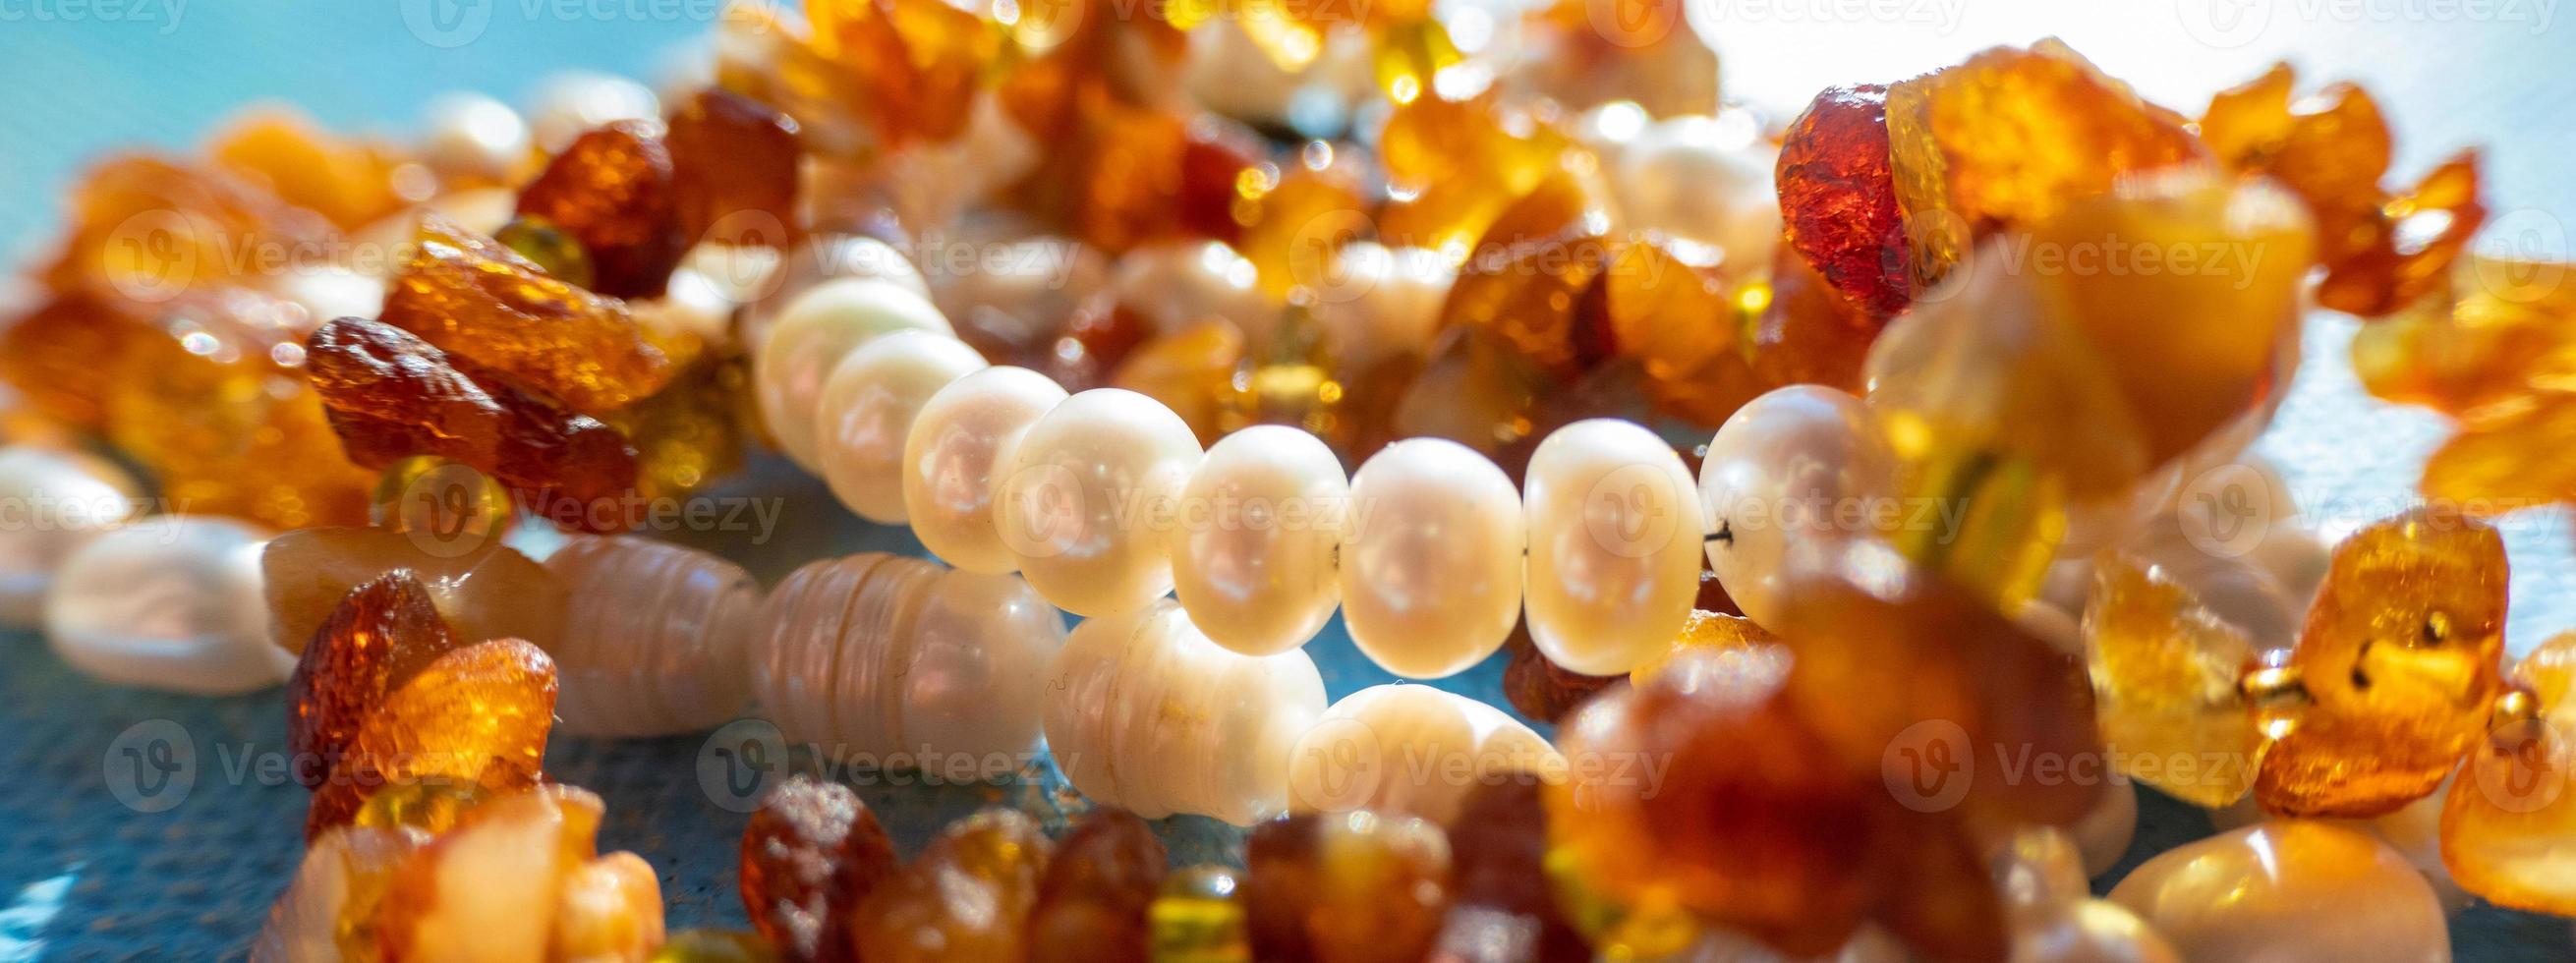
[3,2,2575,960]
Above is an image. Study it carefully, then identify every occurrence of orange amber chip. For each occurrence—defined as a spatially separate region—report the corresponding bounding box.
[2439,634,2576,914]
[809,0,1000,146]
[308,638,558,838]
[514,120,686,299]
[287,573,461,791]
[210,108,422,231]
[2350,256,2576,418]
[34,154,329,301]
[739,774,898,963]
[1776,84,1910,319]
[850,809,1054,962]
[667,89,804,250]
[1027,811,1167,962]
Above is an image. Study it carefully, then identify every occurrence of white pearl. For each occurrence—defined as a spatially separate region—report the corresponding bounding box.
[1698,385,1897,629]
[1342,438,1524,678]
[894,567,1068,779]
[741,235,932,354]
[903,367,1068,574]
[1613,116,1780,274]
[756,278,954,472]
[818,330,988,524]
[419,91,531,183]
[2108,821,2449,963]
[996,388,1202,617]
[0,447,138,628]
[1043,599,1326,824]
[1312,243,1455,368]
[1522,419,1703,675]
[1109,241,1271,340]
[46,516,285,695]
[1288,684,1563,823]
[1167,425,1346,656]
[2011,900,2184,963]
[525,71,658,154]
[544,535,762,738]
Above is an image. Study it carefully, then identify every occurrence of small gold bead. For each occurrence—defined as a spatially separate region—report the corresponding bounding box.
[2490,688,2541,730]
[2241,664,2312,739]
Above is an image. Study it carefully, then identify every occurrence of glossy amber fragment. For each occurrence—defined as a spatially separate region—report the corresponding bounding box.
[668,88,804,249]
[1501,623,1621,725]
[1375,93,1577,259]
[287,572,459,791]
[370,455,516,552]
[2081,554,2266,807]
[849,809,1053,962]
[209,108,422,230]
[2440,633,2576,914]
[492,214,598,291]
[1436,198,1613,380]
[378,785,663,962]
[1604,239,1767,426]
[2420,392,2576,510]
[1244,812,1454,963]
[1027,810,1168,963]
[515,120,687,298]
[1630,609,1780,688]
[740,774,898,963]
[808,0,999,146]
[264,525,568,657]
[0,294,138,429]
[1233,144,1374,299]
[1435,782,1587,963]
[308,638,557,837]
[1014,97,1263,254]
[1883,40,2206,288]
[2351,256,2576,417]
[1112,322,1244,445]
[253,823,429,962]
[2258,508,2508,818]
[2201,64,2485,318]
[353,781,492,836]
[1776,85,1911,319]
[1747,244,1876,394]
[606,358,752,501]
[305,316,640,530]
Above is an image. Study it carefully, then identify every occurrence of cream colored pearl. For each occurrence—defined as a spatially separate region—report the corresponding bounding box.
[1166,425,1345,656]
[1312,243,1455,368]
[47,516,285,695]
[525,71,658,153]
[1288,684,1563,823]
[818,330,989,524]
[741,235,932,354]
[1342,438,1524,679]
[1613,116,1779,274]
[902,367,1068,574]
[996,388,1202,616]
[0,446,138,628]
[1044,599,1326,824]
[419,91,531,183]
[2072,781,2140,878]
[2011,900,2183,963]
[756,277,954,472]
[544,535,762,738]
[2108,821,2449,963]
[1698,385,1897,629]
[1522,419,1703,675]
[1110,241,1271,339]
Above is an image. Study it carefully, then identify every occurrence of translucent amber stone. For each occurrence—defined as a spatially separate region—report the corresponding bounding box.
[1776,85,1910,319]
[2108,821,2447,962]
[253,824,428,961]
[353,781,491,837]
[2257,508,2508,818]
[0,293,138,429]
[2081,554,2266,808]
[263,525,568,657]
[667,88,803,249]
[287,572,459,791]
[850,809,1053,962]
[2441,703,2576,912]
[1629,609,1780,688]
[32,155,328,303]
[807,0,999,147]
[492,214,598,290]
[370,456,515,553]
[1151,866,1250,963]
[2350,256,2576,418]
[1028,811,1168,962]
[607,358,752,500]
[1233,143,1374,299]
[1513,0,1717,118]
[740,774,897,962]
[1884,40,2205,289]
[1500,623,1622,725]
[1748,243,1876,394]
[378,786,663,962]
[383,212,691,414]
[2202,64,2485,318]
[209,108,421,231]
[1111,322,1245,444]
[308,638,557,837]
[1435,782,1588,963]
[513,120,686,298]
[1375,94,1576,259]
[2420,391,2576,510]
[1605,239,1766,427]
[1244,813,1454,963]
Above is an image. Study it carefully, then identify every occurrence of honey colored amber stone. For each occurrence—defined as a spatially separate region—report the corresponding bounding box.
[492,214,599,290]
[808,0,999,146]
[554,850,667,962]
[377,785,649,961]
[2081,554,2265,808]
[1244,812,1454,963]
[1435,782,1587,963]
[668,88,804,249]
[287,572,459,791]
[308,638,557,837]
[1747,244,1875,394]
[1151,866,1250,963]
[2351,256,2576,418]
[1376,94,1576,259]
[740,774,898,963]
[515,120,687,299]
[305,316,641,530]
[2419,391,2576,511]
[353,781,492,836]
[1028,811,1168,963]
[1629,609,1780,688]
[1515,0,1716,118]
[1112,322,1245,445]
[370,455,516,552]
[849,809,1053,962]
[1016,98,1263,254]
[1883,40,2206,289]
[253,823,428,962]
[0,294,139,429]
[2201,65,2485,318]
[33,154,329,301]
[1234,145,1374,299]
[1041,300,1154,393]
[1776,85,1910,319]
[2257,508,2508,818]
[1501,623,1621,725]
[1875,816,2007,962]
[210,108,422,230]
[1547,651,1876,957]
[384,212,691,413]
[608,358,752,500]
[1389,324,1555,461]
[264,525,568,658]
[1437,210,1613,381]
[2440,635,2576,914]
[655,930,782,963]
[1604,239,1767,426]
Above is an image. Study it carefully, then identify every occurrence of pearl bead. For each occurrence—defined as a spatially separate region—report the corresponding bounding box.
[1613,116,1779,274]
[1109,241,1271,339]
[1698,385,1897,629]
[0,446,138,628]
[47,516,285,695]
[2108,821,2448,963]
[1312,243,1455,368]
[740,235,932,355]
[996,388,1202,617]
[1288,684,1563,823]
[1522,419,1704,675]
[902,367,1068,574]
[1342,438,1524,678]
[1043,599,1326,824]
[818,330,989,524]
[756,278,954,472]
[419,91,531,183]
[1167,425,1345,656]
[2072,782,2140,878]
[525,71,658,154]
[544,535,762,738]
[2011,900,2183,963]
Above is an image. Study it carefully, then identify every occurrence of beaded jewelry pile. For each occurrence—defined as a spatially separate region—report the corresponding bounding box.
[2,0,2572,960]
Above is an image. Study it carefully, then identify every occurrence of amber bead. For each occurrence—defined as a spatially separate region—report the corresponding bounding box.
[607,358,752,500]
[1604,240,1767,427]
[254,823,427,961]
[666,88,803,249]
[807,0,998,147]
[514,119,687,298]
[1022,101,1263,254]
[1375,94,1575,259]
[1776,85,1910,319]
[740,774,898,963]
[1883,41,2205,288]
[1112,322,1245,445]
[2354,255,2576,418]
[2257,508,2508,818]
[353,781,492,836]
[264,525,566,659]
[2081,554,2267,808]
[1028,810,1169,963]
[287,572,459,791]
[1431,782,1586,963]
[304,316,640,530]
[1244,812,1454,963]
[1233,144,1374,299]
[33,154,328,302]
[656,930,782,963]
[1746,243,1876,394]
[377,785,664,961]
[2420,391,2576,510]
[1436,197,1613,381]
[1151,866,1249,963]
[849,809,1053,962]
[307,638,557,838]
[1512,0,1716,118]
[2439,633,2576,913]
[385,212,691,413]
[0,293,137,429]
[1500,623,1621,725]
[209,108,421,231]
[1629,609,1780,689]
[370,455,516,552]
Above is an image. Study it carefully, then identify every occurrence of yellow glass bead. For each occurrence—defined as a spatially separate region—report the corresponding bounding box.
[2080,553,2266,808]
[492,214,598,289]
[1150,866,1251,963]
[371,456,515,555]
